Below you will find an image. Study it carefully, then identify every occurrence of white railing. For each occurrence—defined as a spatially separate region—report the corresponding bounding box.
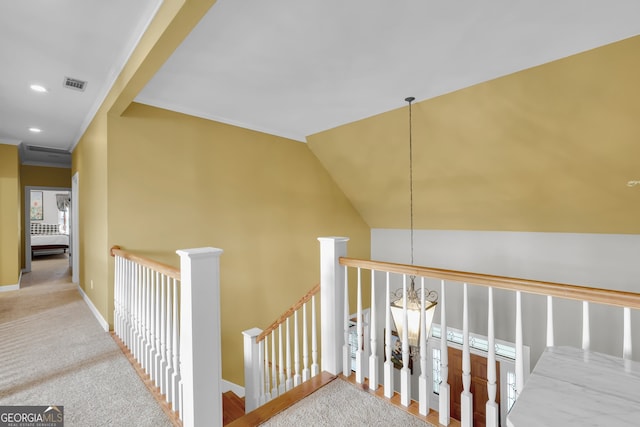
[112,246,223,427]
[243,283,320,413]
[240,236,640,425]
[336,240,640,426]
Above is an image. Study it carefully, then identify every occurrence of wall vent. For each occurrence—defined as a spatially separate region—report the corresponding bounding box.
[63,76,87,92]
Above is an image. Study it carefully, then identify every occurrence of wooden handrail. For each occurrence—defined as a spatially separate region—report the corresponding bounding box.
[257,283,320,343]
[340,257,640,310]
[110,245,181,280]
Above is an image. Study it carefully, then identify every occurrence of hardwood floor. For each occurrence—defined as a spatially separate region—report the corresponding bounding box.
[223,391,245,425]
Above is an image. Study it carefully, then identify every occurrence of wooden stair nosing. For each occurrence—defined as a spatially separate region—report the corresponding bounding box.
[226,371,337,427]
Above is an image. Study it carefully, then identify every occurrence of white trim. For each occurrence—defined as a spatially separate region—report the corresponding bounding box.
[69,0,164,151]
[0,271,23,292]
[71,173,79,284]
[221,380,245,398]
[77,285,110,331]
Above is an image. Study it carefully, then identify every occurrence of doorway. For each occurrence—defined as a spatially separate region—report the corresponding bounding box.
[24,186,72,276]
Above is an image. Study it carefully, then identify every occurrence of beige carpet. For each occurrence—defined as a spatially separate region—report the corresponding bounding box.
[0,254,173,426]
[261,378,434,426]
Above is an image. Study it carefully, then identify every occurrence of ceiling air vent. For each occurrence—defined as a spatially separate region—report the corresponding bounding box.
[63,76,87,92]
[27,145,70,155]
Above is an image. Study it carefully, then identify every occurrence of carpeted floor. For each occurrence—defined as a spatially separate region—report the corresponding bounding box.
[261,378,434,426]
[0,254,173,426]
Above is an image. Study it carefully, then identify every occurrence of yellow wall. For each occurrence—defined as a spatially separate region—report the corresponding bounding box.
[72,0,218,318]
[107,103,371,384]
[0,144,21,288]
[72,0,370,385]
[19,165,71,268]
[308,35,640,234]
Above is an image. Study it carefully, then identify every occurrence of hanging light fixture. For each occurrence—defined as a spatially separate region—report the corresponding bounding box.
[390,96,438,348]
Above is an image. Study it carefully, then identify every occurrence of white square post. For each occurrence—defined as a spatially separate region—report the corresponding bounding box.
[318,237,349,376]
[177,247,224,427]
[242,327,263,413]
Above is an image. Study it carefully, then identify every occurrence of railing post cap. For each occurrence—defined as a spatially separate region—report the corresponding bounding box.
[176,247,224,258]
[242,327,263,338]
[317,236,350,243]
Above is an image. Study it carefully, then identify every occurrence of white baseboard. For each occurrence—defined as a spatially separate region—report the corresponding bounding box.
[0,271,22,292]
[77,285,110,332]
[222,379,245,397]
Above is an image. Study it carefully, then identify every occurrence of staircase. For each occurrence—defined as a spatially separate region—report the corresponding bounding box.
[222,392,245,425]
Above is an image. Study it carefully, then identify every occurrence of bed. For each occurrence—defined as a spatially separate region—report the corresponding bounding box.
[30,223,69,256]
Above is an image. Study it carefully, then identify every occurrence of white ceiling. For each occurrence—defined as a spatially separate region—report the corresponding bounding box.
[0,0,162,165]
[136,0,640,142]
[1,0,640,162]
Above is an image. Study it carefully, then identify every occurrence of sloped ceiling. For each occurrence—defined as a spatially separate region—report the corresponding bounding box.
[136,0,640,142]
[307,36,640,234]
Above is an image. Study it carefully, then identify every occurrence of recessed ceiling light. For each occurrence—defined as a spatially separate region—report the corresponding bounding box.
[30,84,48,93]
[29,127,42,133]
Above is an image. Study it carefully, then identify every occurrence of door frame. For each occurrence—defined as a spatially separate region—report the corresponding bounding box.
[71,172,79,284]
[24,185,72,274]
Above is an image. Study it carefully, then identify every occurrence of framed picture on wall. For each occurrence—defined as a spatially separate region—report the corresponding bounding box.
[30,191,43,221]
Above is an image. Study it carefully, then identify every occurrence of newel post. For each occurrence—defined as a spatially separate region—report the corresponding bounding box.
[318,237,349,376]
[177,247,224,427]
[242,327,263,413]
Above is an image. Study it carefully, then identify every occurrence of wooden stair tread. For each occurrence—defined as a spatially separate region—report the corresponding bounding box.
[223,391,246,425]
[226,371,337,427]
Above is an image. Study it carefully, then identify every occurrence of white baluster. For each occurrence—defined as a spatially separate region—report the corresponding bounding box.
[165,274,174,406]
[271,330,278,397]
[133,263,141,362]
[149,270,158,385]
[293,310,302,386]
[384,271,394,399]
[369,270,379,391]
[461,283,473,427]
[401,274,411,407]
[259,338,267,405]
[159,274,167,396]
[546,295,554,347]
[439,279,450,426]
[278,324,285,394]
[171,277,181,415]
[299,306,306,384]
[286,317,292,391]
[582,301,590,351]
[356,268,365,383]
[419,277,429,415]
[623,307,632,360]
[343,265,351,377]
[515,291,524,399]
[155,272,162,389]
[114,256,120,337]
[311,295,319,377]
[486,287,498,427]
[143,267,150,373]
[124,259,131,348]
[264,335,271,402]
